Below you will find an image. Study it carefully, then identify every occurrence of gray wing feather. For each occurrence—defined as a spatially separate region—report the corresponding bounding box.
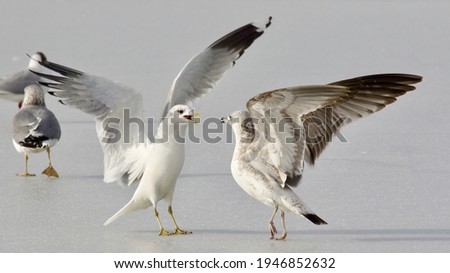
[245,86,350,187]
[31,59,146,186]
[13,106,61,146]
[161,17,272,118]
[303,73,422,165]
[0,70,41,102]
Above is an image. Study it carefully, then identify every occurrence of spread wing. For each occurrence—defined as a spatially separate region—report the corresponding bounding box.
[28,17,273,185]
[303,73,423,165]
[32,60,147,186]
[161,17,272,118]
[245,86,350,187]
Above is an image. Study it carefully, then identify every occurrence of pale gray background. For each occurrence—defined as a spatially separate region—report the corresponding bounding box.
[0,0,449,252]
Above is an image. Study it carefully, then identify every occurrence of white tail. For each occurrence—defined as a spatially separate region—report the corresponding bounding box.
[103,199,141,226]
[282,194,328,225]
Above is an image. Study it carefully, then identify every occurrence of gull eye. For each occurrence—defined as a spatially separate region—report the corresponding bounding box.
[177,109,184,114]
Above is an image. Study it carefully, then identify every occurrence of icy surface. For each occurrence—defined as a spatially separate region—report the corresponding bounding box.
[0,0,449,252]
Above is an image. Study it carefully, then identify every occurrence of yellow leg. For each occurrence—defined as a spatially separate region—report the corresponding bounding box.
[168,206,192,235]
[16,154,36,177]
[42,147,59,178]
[154,208,172,236]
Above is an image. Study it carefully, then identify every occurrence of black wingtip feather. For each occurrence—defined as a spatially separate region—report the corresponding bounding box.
[211,18,271,68]
[210,17,271,51]
[32,71,66,84]
[44,61,83,77]
[37,81,54,88]
[285,174,302,187]
[19,135,50,149]
[304,214,328,225]
[266,16,273,28]
[330,73,423,91]
[28,52,83,78]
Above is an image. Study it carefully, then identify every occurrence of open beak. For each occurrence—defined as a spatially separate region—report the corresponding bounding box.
[184,112,201,124]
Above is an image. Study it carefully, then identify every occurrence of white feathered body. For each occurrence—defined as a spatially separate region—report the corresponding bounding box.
[231,157,302,213]
[229,121,313,217]
[133,134,185,208]
[102,122,188,225]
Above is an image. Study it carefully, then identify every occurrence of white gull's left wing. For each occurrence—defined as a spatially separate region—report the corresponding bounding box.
[161,16,272,118]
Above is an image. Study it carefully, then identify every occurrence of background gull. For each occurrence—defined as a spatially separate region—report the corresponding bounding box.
[0,52,47,107]
[222,73,422,240]
[12,84,61,177]
[31,17,272,235]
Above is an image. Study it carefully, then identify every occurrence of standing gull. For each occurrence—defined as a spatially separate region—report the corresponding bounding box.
[222,74,422,240]
[12,84,61,177]
[0,52,47,107]
[31,17,272,235]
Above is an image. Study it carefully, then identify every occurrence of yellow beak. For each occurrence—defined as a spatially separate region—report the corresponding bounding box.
[187,112,201,124]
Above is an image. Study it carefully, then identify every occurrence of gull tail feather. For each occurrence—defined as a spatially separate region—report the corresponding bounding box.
[286,198,328,225]
[303,213,327,225]
[103,199,141,226]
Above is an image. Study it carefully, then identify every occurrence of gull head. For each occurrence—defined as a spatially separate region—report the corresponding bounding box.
[22,85,46,107]
[167,104,200,124]
[221,110,252,125]
[221,111,255,141]
[27,52,47,70]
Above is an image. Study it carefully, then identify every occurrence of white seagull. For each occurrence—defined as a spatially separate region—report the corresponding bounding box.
[12,84,61,177]
[31,17,272,235]
[0,52,47,107]
[221,73,422,240]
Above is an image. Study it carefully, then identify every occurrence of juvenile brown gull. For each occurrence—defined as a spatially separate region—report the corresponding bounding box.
[222,73,422,240]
